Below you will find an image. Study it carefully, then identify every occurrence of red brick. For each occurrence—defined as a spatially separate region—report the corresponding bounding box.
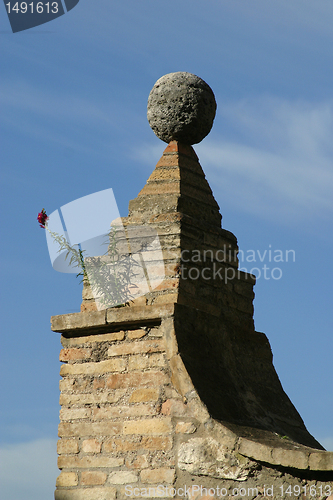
[58,421,122,437]
[106,371,168,389]
[123,418,172,435]
[57,438,79,455]
[59,348,91,362]
[81,471,107,486]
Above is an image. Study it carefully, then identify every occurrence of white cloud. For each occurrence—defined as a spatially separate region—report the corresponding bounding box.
[0,439,58,500]
[195,97,333,225]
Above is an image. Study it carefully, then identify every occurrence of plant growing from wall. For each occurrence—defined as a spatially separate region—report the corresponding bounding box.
[37,208,139,308]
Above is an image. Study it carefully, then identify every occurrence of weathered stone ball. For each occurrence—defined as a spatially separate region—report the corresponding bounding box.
[147,72,217,145]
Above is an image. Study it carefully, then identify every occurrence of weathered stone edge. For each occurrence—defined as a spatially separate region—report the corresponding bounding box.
[51,304,175,334]
[236,435,333,472]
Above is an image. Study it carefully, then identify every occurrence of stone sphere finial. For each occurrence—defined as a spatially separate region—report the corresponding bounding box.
[147,72,217,145]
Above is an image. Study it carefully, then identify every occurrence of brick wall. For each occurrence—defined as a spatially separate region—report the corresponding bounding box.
[56,324,172,499]
[53,306,333,500]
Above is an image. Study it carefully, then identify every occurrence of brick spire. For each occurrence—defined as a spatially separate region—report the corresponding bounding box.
[117,141,242,316]
[132,141,221,228]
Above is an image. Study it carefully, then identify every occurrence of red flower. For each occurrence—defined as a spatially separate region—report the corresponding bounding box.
[37,208,48,228]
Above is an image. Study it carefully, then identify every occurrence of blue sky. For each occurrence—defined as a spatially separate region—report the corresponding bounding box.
[0,1,332,498]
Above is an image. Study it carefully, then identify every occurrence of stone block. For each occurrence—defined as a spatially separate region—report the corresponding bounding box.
[178,437,255,480]
[92,404,156,420]
[57,438,79,455]
[271,447,309,469]
[52,310,106,332]
[169,354,194,396]
[58,455,124,469]
[106,371,168,389]
[59,390,126,407]
[108,339,165,357]
[238,438,272,464]
[58,421,122,437]
[60,358,127,376]
[108,471,138,484]
[308,451,333,470]
[127,329,147,339]
[123,418,172,435]
[60,407,91,420]
[82,439,102,453]
[106,304,174,326]
[140,468,175,484]
[56,471,78,486]
[129,388,160,403]
[81,471,107,486]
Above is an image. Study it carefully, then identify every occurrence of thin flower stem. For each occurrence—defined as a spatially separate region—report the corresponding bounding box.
[41,215,137,308]
[45,225,88,280]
